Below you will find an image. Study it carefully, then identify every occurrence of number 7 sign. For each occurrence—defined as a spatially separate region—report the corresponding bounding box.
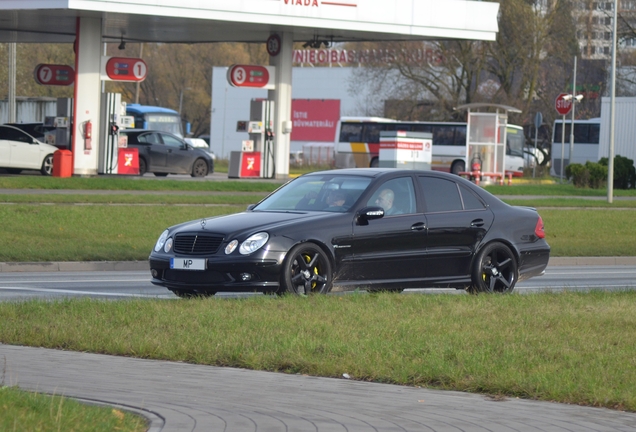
[102,57,148,82]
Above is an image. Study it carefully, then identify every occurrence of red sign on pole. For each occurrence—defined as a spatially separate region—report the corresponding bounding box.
[555,93,572,116]
[34,64,75,86]
[105,57,147,82]
[227,65,275,89]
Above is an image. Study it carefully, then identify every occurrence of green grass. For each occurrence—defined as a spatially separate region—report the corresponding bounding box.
[0,386,146,432]
[1,292,635,411]
[0,175,282,192]
[0,193,267,205]
[485,182,636,197]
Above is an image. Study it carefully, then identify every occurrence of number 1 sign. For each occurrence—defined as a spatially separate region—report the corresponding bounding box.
[102,57,147,82]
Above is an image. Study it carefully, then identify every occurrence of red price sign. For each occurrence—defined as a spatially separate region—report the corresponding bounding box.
[105,57,147,82]
[34,64,75,86]
[227,65,275,89]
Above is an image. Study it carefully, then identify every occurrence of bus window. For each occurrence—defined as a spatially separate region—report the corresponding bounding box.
[339,123,363,142]
[588,124,600,144]
[410,123,432,134]
[454,126,466,146]
[432,125,455,146]
[362,123,383,143]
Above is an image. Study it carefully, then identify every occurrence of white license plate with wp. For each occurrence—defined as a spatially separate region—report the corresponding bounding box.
[170,258,206,270]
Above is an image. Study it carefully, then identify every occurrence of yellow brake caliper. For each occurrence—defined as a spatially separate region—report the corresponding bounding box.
[304,254,318,290]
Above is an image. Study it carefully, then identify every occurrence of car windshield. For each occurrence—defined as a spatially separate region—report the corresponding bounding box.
[253,174,372,212]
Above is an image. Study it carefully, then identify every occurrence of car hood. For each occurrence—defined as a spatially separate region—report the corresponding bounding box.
[170,210,340,238]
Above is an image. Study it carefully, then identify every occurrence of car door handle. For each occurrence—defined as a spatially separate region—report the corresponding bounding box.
[411,222,426,231]
[470,219,484,227]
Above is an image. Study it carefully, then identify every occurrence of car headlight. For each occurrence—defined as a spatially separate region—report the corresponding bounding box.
[239,232,269,255]
[154,229,169,252]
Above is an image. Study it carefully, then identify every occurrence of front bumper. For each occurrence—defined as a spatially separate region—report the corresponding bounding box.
[149,254,284,293]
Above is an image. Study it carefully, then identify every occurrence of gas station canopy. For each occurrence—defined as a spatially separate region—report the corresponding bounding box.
[0,0,499,44]
[0,0,500,179]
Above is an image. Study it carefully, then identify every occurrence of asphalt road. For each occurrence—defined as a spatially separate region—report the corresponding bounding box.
[1,260,636,301]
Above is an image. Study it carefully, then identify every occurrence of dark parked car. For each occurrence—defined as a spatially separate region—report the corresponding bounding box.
[149,169,550,297]
[120,129,214,177]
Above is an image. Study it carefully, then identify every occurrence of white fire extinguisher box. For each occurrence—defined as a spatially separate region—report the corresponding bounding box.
[378,131,432,170]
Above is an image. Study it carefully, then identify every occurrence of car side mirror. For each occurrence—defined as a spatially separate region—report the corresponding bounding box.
[356,206,384,226]
[246,204,256,211]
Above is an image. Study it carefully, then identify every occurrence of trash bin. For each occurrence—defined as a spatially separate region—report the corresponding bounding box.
[53,150,73,177]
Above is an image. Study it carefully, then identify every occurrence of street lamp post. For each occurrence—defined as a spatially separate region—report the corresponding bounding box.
[608,0,618,203]
[179,87,192,115]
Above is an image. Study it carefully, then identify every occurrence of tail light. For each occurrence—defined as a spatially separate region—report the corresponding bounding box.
[534,216,545,239]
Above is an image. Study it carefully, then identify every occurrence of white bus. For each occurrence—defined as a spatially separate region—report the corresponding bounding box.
[550,118,601,177]
[334,117,526,176]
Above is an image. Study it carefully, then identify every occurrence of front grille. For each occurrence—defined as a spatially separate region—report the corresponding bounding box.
[173,233,224,254]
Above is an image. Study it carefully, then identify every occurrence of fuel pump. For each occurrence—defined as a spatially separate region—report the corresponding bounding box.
[249,99,275,178]
[229,99,275,178]
[98,92,126,174]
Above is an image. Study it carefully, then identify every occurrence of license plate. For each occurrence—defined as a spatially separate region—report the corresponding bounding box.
[170,258,206,270]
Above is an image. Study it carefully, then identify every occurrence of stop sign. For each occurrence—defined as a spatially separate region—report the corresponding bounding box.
[555,93,572,116]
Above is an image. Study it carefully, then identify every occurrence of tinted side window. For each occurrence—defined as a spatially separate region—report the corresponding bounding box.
[161,134,183,148]
[459,184,486,210]
[0,126,31,142]
[367,177,416,216]
[419,177,463,212]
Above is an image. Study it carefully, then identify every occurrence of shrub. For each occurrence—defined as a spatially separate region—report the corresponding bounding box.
[599,155,636,189]
[585,161,607,189]
[565,163,589,187]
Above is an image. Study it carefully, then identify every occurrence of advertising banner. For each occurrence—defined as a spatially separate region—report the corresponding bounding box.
[290,99,340,142]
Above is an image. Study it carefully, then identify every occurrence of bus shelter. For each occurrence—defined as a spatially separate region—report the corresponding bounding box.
[456,103,521,184]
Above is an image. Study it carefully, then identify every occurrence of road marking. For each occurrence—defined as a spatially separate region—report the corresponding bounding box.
[0,286,167,297]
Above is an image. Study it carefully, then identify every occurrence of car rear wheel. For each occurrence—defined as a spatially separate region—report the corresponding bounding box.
[370,157,379,168]
[281,243,332,295]
[191,158,209,177]
[469,242,518,294]
[138,158,147,176]
[41,154,53,176]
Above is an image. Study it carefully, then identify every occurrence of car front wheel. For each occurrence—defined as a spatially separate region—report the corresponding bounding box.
[469,242,518,294]
[41,154,53,176]
[191,158,209,177]
[281,243,332,295]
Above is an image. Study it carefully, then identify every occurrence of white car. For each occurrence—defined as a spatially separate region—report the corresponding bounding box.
[0,124,58,175]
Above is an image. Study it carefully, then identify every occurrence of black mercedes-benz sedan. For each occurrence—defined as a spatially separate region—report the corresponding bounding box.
[149,169,550,297]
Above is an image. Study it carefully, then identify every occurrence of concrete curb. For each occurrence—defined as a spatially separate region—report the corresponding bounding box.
[1,257,636,272]
[0,261,148,272]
